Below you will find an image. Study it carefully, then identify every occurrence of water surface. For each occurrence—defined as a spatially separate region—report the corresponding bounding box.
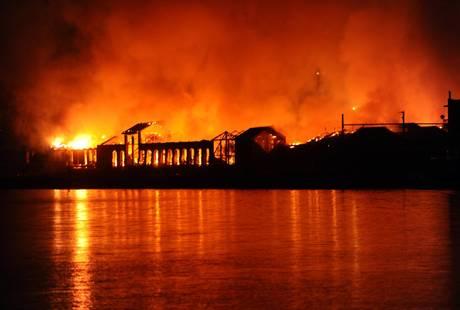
[1,189,459,308]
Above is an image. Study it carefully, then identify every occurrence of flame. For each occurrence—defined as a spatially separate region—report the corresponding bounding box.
[51,134,96,150]
[51,137,65,149]
[68,135,93,150]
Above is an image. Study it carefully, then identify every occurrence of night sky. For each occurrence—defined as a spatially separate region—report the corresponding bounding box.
[1,0,459,148]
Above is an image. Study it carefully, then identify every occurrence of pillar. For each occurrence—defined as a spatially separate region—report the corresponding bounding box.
[201,147,206,166]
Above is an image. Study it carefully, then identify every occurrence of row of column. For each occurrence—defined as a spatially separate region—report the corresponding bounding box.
[112,150,126,167]
[70,149,97,167]
[141,147,211,167]
[112,147,211,168]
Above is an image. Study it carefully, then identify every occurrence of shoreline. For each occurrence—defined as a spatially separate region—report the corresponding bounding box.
[2,167,459,190]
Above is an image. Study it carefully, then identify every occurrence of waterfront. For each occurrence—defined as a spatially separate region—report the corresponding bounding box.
[1,189,459,308]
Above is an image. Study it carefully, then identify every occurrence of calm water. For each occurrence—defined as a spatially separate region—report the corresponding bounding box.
[1,189,460,308]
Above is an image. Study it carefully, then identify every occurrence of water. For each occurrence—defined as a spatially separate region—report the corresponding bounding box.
[1,189,459,308]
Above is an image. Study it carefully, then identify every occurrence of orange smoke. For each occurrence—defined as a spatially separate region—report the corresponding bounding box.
[4,1,458,147]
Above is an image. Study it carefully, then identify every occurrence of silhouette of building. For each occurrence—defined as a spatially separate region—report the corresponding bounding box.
[235,126,286,168]
[448,91,460,157]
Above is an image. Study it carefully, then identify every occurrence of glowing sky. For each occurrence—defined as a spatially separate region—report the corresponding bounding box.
[0,0,459,146]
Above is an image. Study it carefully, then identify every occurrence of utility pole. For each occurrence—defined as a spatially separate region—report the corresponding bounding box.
[401,111,406,134]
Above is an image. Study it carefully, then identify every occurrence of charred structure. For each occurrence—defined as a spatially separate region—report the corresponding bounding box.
[95,124,285,170]
[7,92,460,188]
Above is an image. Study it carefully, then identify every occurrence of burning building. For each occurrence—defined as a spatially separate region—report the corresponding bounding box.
[12,92,457,188]
[45,93,458,173]
[97,122,214,169]
[94,122,285,170]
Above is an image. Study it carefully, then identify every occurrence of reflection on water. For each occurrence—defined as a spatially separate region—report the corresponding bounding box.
[351,194,361,292]
[154,190,161,256]
[1,189,459,308]
[52,189,92,309]
[73,190,91,309]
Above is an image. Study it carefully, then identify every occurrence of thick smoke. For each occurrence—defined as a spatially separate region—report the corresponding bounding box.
[0,0,459,147]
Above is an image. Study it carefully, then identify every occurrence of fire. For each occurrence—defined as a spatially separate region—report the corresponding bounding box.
[289,141,302,149]
[68,135,93,150]
[51,137,65,149]
[13,1,448,146]
[50,134,96,150]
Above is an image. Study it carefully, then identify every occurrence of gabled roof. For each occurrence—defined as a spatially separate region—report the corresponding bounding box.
[236,126,286,141]
[122,122,153,135]
[100,135,123,145]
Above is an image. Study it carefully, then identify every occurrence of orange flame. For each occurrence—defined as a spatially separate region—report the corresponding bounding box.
[50,134,99,150]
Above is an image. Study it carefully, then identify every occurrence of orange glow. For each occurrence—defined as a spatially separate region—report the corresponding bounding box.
[9,2,452,146]
[73,197,92,309]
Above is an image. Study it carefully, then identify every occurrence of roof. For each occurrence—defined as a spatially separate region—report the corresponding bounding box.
[354,126,395,137]
[212,130,240,141]
[236,126,286,141]
[100,135,123,145]
[405,124,446,140]
[122,122,153,135]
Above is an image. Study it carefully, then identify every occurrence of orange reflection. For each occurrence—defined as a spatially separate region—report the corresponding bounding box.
[330,190,340,293]
[175,190,183,251]
[289,190,300,242]
[331,190,338,248]
[154,190,161,255]
[72,190,92,309]
[289,190,300,276]
[46,189,452,308]
[53,211,63,249]
[53,190,64,254]
[351,195,361,290]
[76,189,88,201]
[198,190,204,257]
[271,191,279,238]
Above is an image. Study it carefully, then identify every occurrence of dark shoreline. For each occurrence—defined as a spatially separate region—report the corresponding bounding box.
[2,167,459,189]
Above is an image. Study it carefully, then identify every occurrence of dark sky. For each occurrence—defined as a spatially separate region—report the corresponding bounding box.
[1,0,459,147]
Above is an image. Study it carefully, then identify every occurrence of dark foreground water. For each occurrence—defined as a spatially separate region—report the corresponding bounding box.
[1,189,460,308]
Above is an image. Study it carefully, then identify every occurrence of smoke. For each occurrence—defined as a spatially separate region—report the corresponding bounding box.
[0,0,459,147]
